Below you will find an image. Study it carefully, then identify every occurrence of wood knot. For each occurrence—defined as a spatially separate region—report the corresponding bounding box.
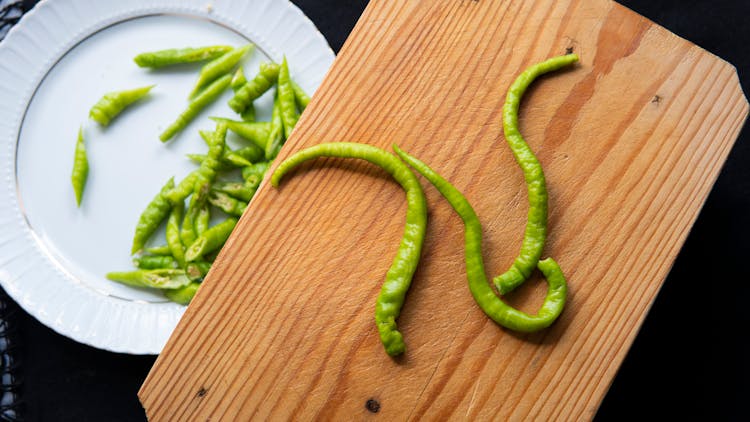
[365,398,381,413]
[651,95,662,105]
[565,46,574,54]
[197,387,208,398]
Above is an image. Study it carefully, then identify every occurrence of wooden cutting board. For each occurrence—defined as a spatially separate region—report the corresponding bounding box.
[139,0,748,420]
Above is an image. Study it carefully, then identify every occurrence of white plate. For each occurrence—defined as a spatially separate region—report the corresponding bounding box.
[0,0,334,354]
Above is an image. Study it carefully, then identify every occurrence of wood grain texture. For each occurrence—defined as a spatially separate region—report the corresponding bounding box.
[139,0,748,420]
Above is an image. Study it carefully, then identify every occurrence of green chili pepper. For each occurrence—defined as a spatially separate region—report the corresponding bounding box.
[223,152,253,167]
[145,245,171,255]
[208,191,247,216]
[189,44,253,98]
[240,104,256,122]
[106,269,192,290]
[186,154,235,171]
[89,85,154,126]
[182,181,209,247]
[70,127,88,207]
[494,53,578,295]
[271,142,427,357]
[131,177,174,254]
[185,218,238,262]
[196,204,210,236]
[231,66,247,91]
[291,80,310,111]
[160,73,232,142]
[185,261,212,280]
[166,201,186,268]
[212,181,256,202]
[228,144,264,164]
[394,146,567,331]
[167,124,227,204]
[133,45,233,68]
[265,91,285,160]
[164,282,201,305]
[277,57,299,139]
[228,62,280,113]
[134,255,177,270]
[242,161,270,186]
[209,117,270,150]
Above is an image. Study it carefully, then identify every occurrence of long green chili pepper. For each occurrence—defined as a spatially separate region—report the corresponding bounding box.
[228,62,280,113]
[106,269,192,290]
[89,85,154,126]
[133,45,232,68]
[231,66,247,91]
[134,255,177,270]
[242,161,270,188]
[277,57,299,138]
[494,53,578,295]
[212,181,256,202]
[189,44,253,98]
[209,117,270,150]
[185,218,238,262]
[164,282,201,305]
[166,200,186,268]
[291,80,310,111]
[229,144,264,164]
[208,191,247,216]
[265,91,285,160]
[394,146,567,332]
[271,142,427,357]
[160,73,232,142]
[71,127,88,207]
[145,245,171,255]
[131,177,174,254]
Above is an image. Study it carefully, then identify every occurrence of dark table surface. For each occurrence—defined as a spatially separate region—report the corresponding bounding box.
[2,0,748,420]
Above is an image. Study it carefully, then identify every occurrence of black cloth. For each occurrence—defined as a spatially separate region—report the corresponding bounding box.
[3,0,748,420]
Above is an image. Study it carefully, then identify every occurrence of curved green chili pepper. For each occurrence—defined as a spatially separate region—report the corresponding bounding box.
[133,45,232,68]
[132,177,174,254]
[291,80,310,111]
[164,282,201,305]
[209,117,270,150]
[265,91,285,160]
[166,200,186,268]
[89,85,154,126]
[106,269,192,290]
[189,44,253,98]
[271,142,427,357]
[134,255,177,270]
[277,57,299,139]
[494,53,578,295]
[185,218,238,262]
[71,127,88,207]
[394,146,567,332]
[160,73,232,142]
[228,62,280,113]
[208,191,247,216]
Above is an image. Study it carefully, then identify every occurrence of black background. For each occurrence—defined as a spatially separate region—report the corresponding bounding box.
[6,0,749,420]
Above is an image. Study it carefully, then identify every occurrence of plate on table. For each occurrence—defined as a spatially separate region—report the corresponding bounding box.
[0,0,334,354]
